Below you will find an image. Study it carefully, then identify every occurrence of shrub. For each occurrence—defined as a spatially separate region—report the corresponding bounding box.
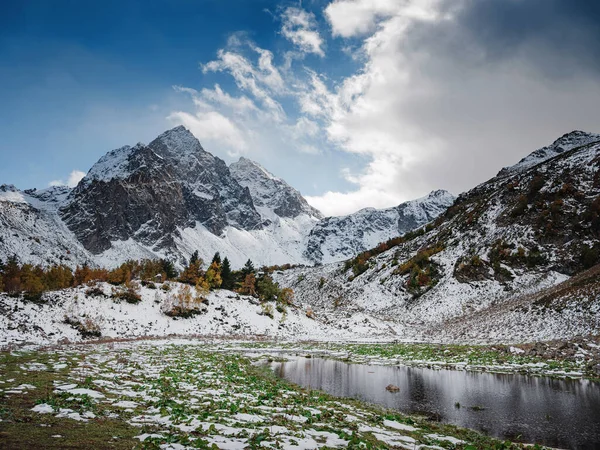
[64,316,102,338]
[581,245,600,269]
[318,277,326,290]
[261,303,274,319]
[162,285,207,318]
[112,282,142,304]
[85,286,106,297]
[278,287,294,305]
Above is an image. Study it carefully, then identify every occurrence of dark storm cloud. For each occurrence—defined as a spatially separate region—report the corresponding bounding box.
[408,0,600,78]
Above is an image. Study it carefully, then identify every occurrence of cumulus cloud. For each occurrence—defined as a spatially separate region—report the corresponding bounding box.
[171,0,600,217]
[168,110,248,154]
[49,170,86,188]
[280,7,325,56]
[169,34,328,161]
[303,0,600,215]
[202,45,286,121]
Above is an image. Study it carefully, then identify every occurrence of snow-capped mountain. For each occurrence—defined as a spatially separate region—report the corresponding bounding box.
[275,133,600,342]
[0,126,450,269]
[304,190,455,264]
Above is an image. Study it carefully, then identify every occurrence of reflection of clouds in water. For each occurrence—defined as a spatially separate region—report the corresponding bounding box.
[273,357,600,449]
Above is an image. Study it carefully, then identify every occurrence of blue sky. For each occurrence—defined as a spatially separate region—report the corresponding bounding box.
[1,0,600,216]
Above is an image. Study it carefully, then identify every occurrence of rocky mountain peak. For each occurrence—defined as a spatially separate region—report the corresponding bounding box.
[550,130,599,149]
[229,157,322,220]
[148,125,205,157]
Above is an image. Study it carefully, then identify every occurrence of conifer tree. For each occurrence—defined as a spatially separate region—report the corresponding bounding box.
[220,257,234,290]
[179,256,203,285]
[189,250,199,266]
[205,261,222,289]
[211,252,221,266]
[160,259,178,280]
[241,259,255,279]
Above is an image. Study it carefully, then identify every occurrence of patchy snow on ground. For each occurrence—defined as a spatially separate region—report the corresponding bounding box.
[4,340,518,449]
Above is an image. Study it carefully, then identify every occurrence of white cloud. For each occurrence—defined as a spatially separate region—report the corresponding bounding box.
[325,0,439,37]
[171,37,331,162]
[280,7,325,57]
[202,47,286,122]
[49,170,86,188]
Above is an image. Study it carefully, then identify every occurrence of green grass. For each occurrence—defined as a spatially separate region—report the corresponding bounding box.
[0,342,552,449]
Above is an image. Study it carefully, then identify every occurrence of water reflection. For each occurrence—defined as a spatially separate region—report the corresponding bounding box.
[272,357,600,450]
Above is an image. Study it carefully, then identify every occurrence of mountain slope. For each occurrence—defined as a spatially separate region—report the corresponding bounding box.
[304,190,455,264]
[497,130,600,177]
[0,185,93,267]
[275,133,600,342]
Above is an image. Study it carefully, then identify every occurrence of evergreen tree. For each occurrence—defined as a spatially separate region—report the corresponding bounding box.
[211,252,221,266]
[3,255,21,294]
[256,274,279,301]
[179,257,203,285]
[189,250,199,266]
[220,257,234,290]
[241,259,255,279]
[161,259,178,280]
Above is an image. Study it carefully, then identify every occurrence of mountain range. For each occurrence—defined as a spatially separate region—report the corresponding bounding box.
[0,126,454,269]
[274,130,600,342]
[2,128,599,345]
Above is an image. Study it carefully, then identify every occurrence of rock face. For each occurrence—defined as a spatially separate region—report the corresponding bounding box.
[304,190,455,264]
[60,127,264,256]
[0,126,451,268]
[0,185,92,267]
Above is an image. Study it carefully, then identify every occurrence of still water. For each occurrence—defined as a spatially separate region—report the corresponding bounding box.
[272,356,600,449]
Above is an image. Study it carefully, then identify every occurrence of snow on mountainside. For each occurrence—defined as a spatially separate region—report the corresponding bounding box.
[497,130,600,177]
[0,185,93,267]
[304,190,455,264]
[274,135,600,343]
[0,126,451,269]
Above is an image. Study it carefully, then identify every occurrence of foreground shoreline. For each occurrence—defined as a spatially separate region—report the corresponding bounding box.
[4,334,600,381]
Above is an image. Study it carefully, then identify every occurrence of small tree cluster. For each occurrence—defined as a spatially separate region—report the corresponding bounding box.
[343,227,429,279]
[178,251,223,291]
[0,256,178,301]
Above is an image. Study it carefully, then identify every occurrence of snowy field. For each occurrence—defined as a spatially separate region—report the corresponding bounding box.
[0,282,396,348]
[0,339,551,449]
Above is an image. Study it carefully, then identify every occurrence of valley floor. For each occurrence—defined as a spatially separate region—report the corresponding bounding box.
[0,339,555,450]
